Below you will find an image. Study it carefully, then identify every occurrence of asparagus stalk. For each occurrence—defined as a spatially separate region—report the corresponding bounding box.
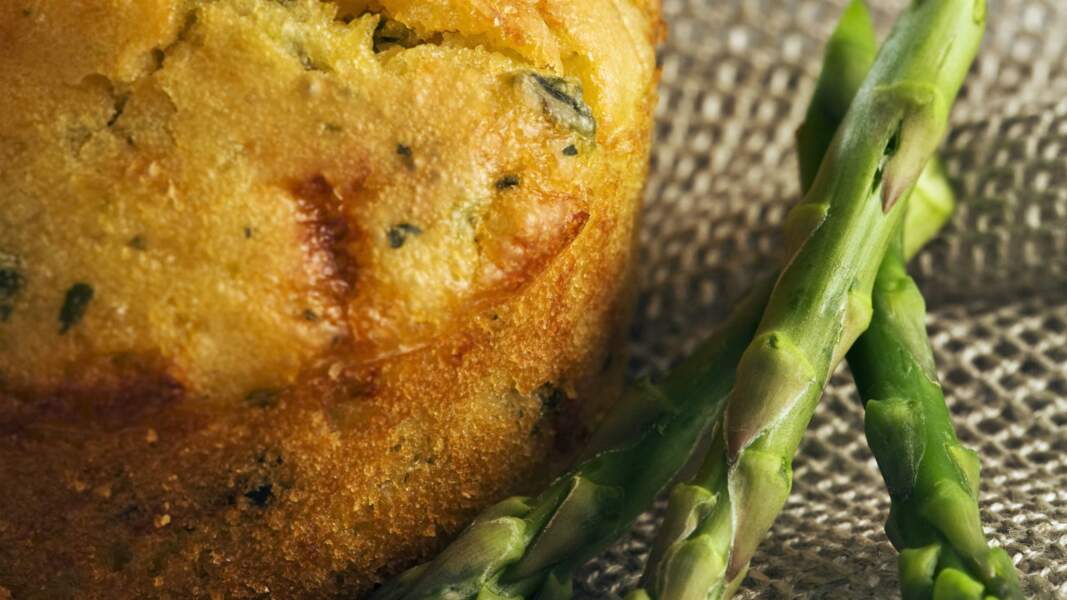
[722,0,984,585]
[803,3,1019,596]
[800,3,1020,596]
[637,2,986,597]
[851,231,1023,600]
[635,3,965,598]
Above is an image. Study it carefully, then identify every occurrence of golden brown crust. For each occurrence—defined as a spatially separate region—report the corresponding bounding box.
[0,0,660,597]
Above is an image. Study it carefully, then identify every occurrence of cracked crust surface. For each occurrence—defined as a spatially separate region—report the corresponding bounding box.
[0,0,660,598]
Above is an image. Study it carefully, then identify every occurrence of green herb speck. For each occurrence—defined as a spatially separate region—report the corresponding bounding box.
[245,388,281,408]
[243,226,254,239]
[373,18,418,52]
[396,144,415,170]
[108,541,133,572]
[244,483,273,507]
[387,223,422,249]
[519,72,597,137]
[322,122,343,133]
[106,95,128,128]
[495,175,521,190]
[296,47,323,72]
[535,383,567,416]
[0,268,24,300]
[128,235,147,251]
[59,283,94,334]
[562,144,579,156]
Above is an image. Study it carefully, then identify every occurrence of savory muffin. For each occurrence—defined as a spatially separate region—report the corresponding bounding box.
[0,0,660,597]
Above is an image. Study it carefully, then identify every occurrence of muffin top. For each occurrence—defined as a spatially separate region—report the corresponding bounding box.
[0,0,660,409]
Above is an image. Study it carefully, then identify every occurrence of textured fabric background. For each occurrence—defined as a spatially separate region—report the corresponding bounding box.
[575,0,1067,597]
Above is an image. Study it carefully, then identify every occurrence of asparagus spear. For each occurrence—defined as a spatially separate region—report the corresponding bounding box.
[796,7,1021,595]
[851,230,1022,600]
[637,2,986,597]
[722,0,985,585]
[802,3,1019,596]
[635,3,967,598]
[801,3,1018,596]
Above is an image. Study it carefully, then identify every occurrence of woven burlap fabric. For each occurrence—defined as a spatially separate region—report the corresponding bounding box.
[576,0,1067,598]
